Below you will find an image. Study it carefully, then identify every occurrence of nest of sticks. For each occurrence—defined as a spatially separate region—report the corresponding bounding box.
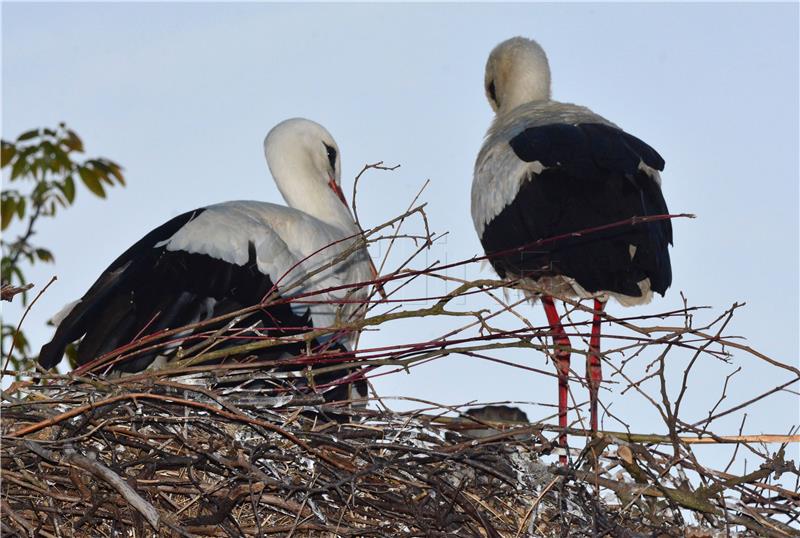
[3,192,799,536]
[2,365,798,537]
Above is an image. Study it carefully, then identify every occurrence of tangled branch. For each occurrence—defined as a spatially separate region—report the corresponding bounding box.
[2,173,797,536]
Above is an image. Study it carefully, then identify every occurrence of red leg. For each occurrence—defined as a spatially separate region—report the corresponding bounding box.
[542,296,571,466]
[587,299,605,433]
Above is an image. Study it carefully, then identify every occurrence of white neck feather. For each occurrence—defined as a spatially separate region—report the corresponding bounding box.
[500,66,551,113]
[273,153,356,233]
[264,120,358,235]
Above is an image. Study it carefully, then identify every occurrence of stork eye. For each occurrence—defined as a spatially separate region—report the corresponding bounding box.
[323,143,337,170]
[487,80,498,105]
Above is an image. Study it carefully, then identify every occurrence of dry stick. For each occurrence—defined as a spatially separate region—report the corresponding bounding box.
[0,282,34,302]
[64,312,752,404]
[703,366,743,436]
[23,441,161,530]
[23,316,768,416]
[8,392,355,472]
[690,377,799,429]
[174,315,243,361]
[352,176,433,350]
[513,476,559,538]
[367,316,733,374]
[158,279,506,368]
[1,498,37,535]
[350,197,435,347]
[614,297,800,376]
[707,465,800,501]
[673,303,739,426]
[692,328,800,376]
[2,275,57,378]
[344,160,401,307]
[427,413,800,445]
[328,293,720,388]
[724,413,749,474]
[350,160,401,234]
[423,270,535,338]
[62,448,161,530]
[2,469,83,503]
[374,177,431,276]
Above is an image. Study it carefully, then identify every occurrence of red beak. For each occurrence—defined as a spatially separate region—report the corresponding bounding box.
[328,178,348,206]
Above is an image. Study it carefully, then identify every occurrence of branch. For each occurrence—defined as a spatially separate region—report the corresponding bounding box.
[0,283,33,302]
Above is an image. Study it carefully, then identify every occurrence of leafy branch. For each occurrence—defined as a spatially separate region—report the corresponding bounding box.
[1,123,126,370]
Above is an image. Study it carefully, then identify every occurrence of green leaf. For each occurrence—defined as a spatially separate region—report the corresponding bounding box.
[50,145,72,172]
[8,266,26,291]
[88,161,115,186]
[106,160,126,186]
[78,166,105,198]
[49,190,67,210]
[35,248,54,263]
[39,141,61,174]
[1,142,15,167]
[17,129,40,141]
[31,157,49,178]
[17,145,37,159]
[90,159,125,187]
[64,129,84,152]
[62,176,76,204]
[15,197,26,219]
[1,196,15,230]
[9,156,27,180]
[30,181,49,203]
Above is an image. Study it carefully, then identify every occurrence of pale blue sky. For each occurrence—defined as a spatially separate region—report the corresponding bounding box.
[3,3,798,466]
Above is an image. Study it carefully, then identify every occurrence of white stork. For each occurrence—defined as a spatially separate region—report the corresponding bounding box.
[472,37,673,463]
[39,118,377,402]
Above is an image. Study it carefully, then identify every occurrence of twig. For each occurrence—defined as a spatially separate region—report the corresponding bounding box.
[2,275,57,377]
[0,283,34,302]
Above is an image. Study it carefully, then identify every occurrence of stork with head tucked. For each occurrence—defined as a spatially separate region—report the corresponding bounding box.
[39,118,378,403]
[472,37,673,464]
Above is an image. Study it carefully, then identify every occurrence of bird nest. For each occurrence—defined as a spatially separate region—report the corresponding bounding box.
[2,365,797,537]
[3,200,798,536]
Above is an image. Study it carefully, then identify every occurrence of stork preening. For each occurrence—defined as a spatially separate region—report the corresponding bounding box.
[472,37,673,464]
[39,118,377,402]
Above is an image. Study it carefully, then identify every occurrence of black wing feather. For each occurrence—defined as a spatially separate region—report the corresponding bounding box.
[483,122,672,298]
[38,209,311,372]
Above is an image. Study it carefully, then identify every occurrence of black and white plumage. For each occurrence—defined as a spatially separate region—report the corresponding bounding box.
[39,118,373,400]
[472,37,673,462]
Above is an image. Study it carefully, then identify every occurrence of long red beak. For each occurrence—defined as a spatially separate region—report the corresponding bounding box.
[328,178,348,206]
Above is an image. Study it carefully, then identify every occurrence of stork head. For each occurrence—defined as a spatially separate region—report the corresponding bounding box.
[484,36,551,114]
[264,118,347,210]
[263,118,385,297]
